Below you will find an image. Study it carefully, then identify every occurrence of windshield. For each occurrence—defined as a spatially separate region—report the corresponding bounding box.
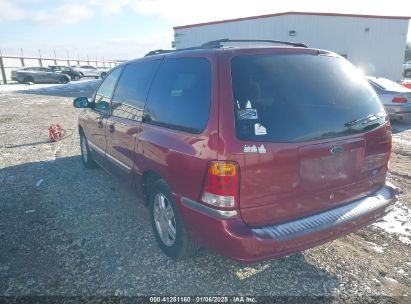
[369,77,410,92]
[231,54,386,142]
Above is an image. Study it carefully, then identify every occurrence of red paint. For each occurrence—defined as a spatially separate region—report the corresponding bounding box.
[174,11,410,30]
[177,191,390,262]
[78,46,395,262]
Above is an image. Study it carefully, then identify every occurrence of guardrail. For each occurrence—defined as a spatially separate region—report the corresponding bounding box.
[0,55,120,84]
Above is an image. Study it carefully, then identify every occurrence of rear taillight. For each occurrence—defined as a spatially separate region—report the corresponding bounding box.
[392,97,407,103]
[201,161,239,209]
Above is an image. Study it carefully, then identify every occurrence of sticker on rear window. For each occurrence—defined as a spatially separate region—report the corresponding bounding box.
[238,108,258,120]
[254,123,267,135]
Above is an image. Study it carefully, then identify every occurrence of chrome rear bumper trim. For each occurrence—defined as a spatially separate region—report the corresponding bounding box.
[182,197,238,219]
[252,184,396,241]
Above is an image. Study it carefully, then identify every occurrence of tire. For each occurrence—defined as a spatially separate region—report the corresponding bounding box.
[73,75,81,81]
[59,76,69,84]
[100,72,107,79]
[80,132,97,169]
[149,179,198,259]
[23,76,34,84]
[94,76,99,79]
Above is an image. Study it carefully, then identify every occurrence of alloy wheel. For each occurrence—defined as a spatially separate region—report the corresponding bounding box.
[153,193,176,247]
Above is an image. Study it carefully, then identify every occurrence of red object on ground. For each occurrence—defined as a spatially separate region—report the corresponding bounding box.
[49,124,63,142]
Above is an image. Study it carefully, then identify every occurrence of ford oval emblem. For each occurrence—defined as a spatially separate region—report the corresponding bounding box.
[331,146,343,155]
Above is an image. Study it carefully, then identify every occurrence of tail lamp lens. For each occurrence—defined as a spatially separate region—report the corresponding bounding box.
[392,97,407,103]
[201,162,239,209]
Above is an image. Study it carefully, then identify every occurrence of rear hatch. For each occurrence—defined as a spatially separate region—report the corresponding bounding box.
[227,50,391,227]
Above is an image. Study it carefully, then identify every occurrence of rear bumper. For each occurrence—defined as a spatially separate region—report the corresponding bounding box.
[386,104,411,119]
[178,182,397,263]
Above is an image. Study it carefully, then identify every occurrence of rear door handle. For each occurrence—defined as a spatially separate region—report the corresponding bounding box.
[97,120,104,128]
[108,124,115,133]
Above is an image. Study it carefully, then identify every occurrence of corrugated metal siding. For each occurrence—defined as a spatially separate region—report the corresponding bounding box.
[174,15,409,80]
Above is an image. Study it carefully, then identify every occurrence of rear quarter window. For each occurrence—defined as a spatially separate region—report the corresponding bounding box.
[144,57,211,133]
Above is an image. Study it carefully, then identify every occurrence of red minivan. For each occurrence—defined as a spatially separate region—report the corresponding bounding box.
[73,40,397,262]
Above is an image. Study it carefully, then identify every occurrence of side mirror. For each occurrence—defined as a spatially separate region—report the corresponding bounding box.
[73,97,91,108]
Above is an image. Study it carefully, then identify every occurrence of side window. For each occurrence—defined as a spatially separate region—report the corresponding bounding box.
[93,67,123,114]
[144,57,211,133]
[111,60,160,121]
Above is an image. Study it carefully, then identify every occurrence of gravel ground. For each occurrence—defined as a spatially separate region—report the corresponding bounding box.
[0,81,410,301]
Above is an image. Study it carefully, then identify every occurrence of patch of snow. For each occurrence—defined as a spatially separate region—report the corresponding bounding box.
[0,82,61,93]
[46,146,61,162]
[392,136,411,146]
[234,264,270,280]
[399,236,411,246]
[35,179,44,187]
[365,241,385,253]
[373,202,411,245]
[0,79,99,98]
[396,268,406,275]
[385,277,398,283]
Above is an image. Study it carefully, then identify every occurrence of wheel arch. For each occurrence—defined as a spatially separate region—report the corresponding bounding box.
[141,170,164,205]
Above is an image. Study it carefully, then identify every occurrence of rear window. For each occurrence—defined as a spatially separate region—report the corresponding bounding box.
[231,54,386,142]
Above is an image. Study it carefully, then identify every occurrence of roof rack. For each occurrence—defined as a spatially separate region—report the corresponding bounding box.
[144,46,206,57]
[144,49,176,57]
[144,38,307,57]
[201,38,307,48]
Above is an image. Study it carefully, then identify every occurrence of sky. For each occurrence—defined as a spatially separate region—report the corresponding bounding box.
[1,0,411,61]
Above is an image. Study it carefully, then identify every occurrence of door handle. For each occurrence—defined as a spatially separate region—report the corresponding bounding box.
[108,124,115,133]
[97,120,104,128]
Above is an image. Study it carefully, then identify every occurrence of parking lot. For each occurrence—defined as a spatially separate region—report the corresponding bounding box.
[0,80,410,299]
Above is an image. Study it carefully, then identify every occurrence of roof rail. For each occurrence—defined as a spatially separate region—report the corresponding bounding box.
[144,38,307,57]
[144,49,175,57]
[200,38,308,48]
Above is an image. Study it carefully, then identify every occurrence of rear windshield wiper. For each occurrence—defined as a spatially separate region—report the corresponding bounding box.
[344,113,386,128]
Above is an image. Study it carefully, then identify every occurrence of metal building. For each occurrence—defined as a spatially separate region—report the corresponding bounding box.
[173,12,410,80]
